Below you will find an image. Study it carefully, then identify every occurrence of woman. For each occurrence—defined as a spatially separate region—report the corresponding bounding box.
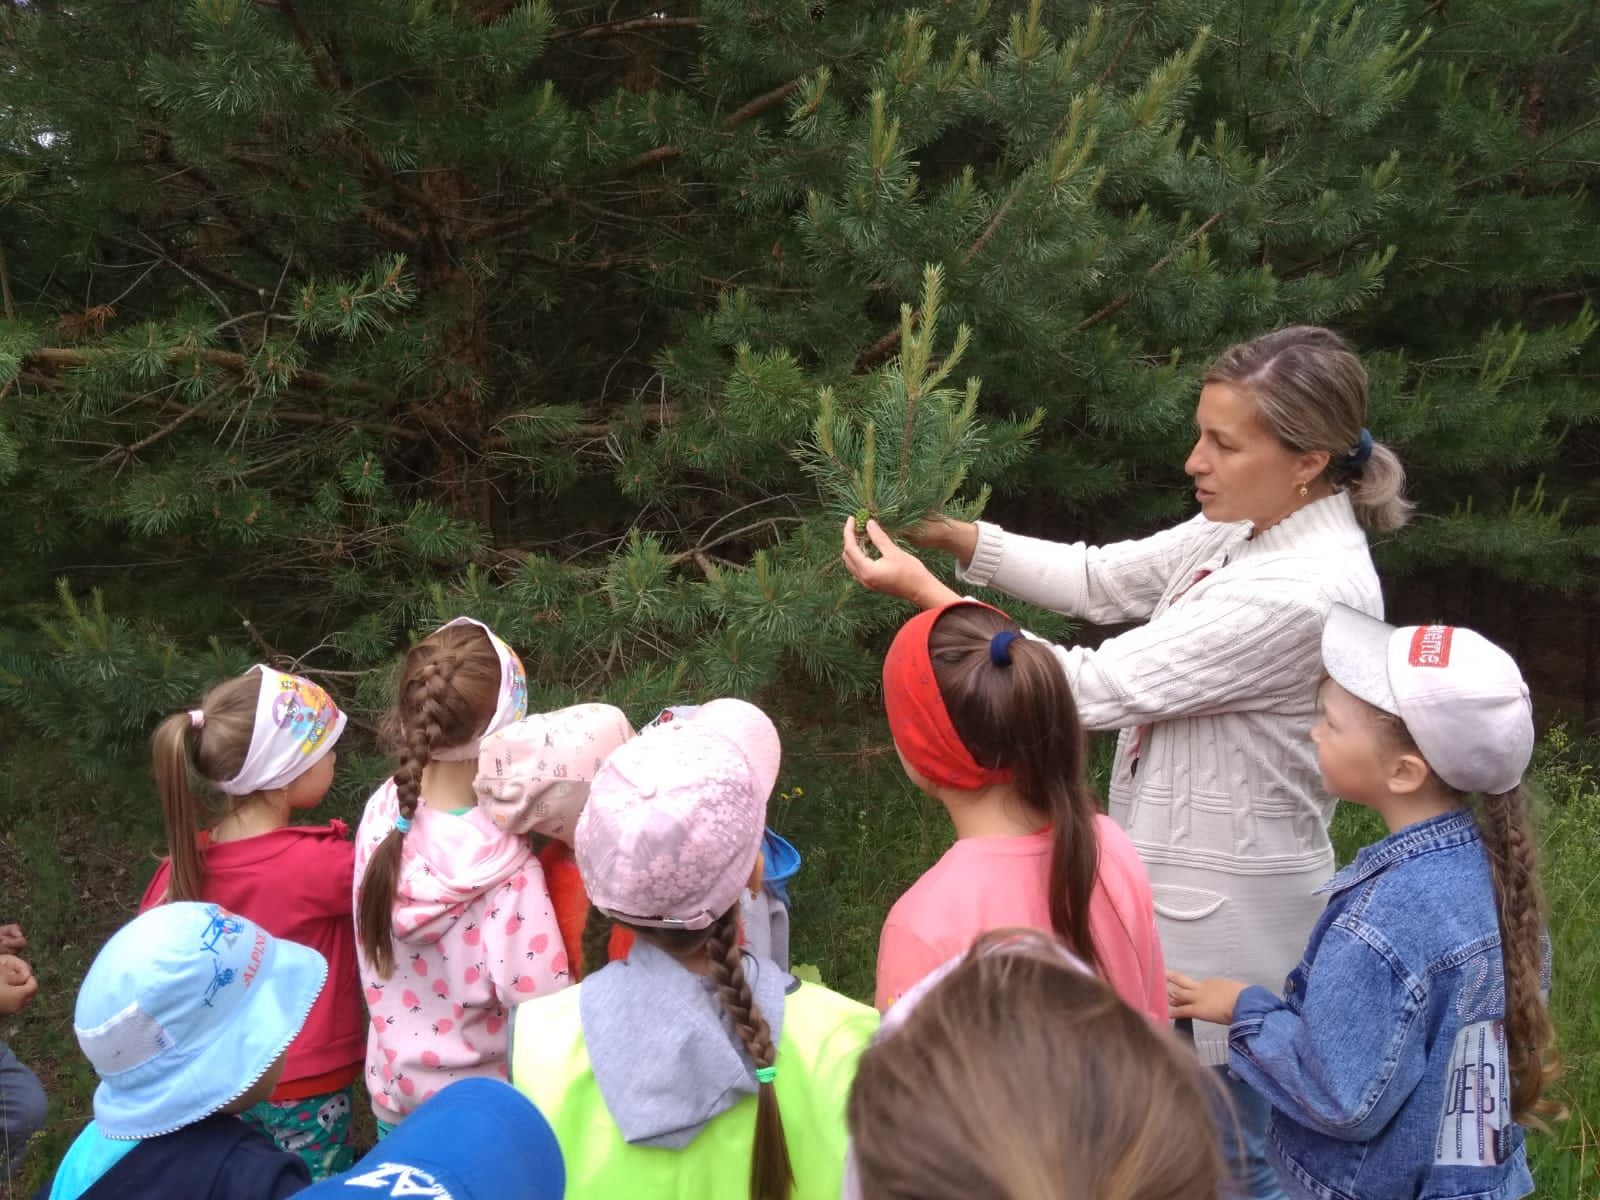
[842,325,1409,1200]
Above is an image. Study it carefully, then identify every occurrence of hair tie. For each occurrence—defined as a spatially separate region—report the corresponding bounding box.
[187,709,206,730]
[1344,428,1374,471]
[988,630,1020,667]
[394,814,413,834]
[755,1065,777,1085]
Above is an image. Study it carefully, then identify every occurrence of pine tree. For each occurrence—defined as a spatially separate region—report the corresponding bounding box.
[0,0,1595,789]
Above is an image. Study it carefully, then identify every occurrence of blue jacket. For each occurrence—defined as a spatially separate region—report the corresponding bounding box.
[1228,809,1538,1200]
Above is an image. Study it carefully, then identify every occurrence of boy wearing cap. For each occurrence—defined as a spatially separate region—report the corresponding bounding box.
[506,699,878,1200]
[1169,608,1558,1200]
[40,903,326,1200]
[295,1077,563,1200]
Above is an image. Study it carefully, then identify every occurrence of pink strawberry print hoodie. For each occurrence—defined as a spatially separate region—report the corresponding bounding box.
[352,780,570,1122]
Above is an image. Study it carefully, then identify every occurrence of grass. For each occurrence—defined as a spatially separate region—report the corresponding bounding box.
[2,724,1597,1197]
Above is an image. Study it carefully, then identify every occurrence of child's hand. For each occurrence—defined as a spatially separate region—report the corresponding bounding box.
[1167,970,1247,1025]
[0,924,25,952]
[0,954,38,1015]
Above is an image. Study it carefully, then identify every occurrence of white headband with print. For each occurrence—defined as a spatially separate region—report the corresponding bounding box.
[218,666,346,795]
[426,616,529,762]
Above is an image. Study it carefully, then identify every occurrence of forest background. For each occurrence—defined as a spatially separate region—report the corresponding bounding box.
[0,0,1597,1195]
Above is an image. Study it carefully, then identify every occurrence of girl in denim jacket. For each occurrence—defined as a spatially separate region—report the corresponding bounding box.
[1169,606,1559,1200]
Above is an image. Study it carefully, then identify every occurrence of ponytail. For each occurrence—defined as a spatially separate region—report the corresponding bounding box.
[705,909,793,1200]
[1473,784,1563,1125]
[152,714,208,901]
[151,672,261,902]
[1006,638,1104,976]
[926,605,1107,976]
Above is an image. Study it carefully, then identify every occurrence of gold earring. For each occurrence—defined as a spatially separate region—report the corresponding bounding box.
[1298,482,1309,498]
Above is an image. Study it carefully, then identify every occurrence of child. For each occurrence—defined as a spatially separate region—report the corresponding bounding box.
[644,705,804,971]
[42,902,325,1200]
[0,923,45,1182]
[141,666,363,1178]
[474,703,638,978]
[297,1077,564,1199]
[1168,606,1559,1200]
[508,698,880,1199]
[846,929,1224,1200]
[353,616,567,1131]
[874,601,1167,1019]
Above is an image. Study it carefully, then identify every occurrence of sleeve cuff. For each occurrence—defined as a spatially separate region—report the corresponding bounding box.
[954,520,1005,587]
[1230,984,1285,1037]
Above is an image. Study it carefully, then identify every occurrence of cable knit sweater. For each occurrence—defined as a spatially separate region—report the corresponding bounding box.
[958,492,1381,1065]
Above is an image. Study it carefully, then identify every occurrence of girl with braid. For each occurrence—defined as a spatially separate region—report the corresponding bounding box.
[1170,606,1560,1200]
[352,618,567,1134]
[508,699,879,1200]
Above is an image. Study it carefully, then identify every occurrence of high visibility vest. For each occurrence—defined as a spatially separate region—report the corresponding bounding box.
[510,979,878,1199]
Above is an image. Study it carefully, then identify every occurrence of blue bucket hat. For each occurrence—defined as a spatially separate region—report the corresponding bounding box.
[73,902,326,1140]
[300,1078,564,1199]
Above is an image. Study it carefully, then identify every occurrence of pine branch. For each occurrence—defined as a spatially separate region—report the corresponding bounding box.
[23,346,375,395]
[554,15,705,40]
[1071,211,1223,333]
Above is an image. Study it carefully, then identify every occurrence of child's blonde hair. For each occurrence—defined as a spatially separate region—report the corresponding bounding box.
[150,672,262,901]
[848,930,1226,1200]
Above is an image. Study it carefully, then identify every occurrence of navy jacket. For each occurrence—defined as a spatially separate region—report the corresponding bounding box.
[40,1114,308,1200]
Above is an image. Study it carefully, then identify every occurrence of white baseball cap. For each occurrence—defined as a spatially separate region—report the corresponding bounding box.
[1321,604,1534,796]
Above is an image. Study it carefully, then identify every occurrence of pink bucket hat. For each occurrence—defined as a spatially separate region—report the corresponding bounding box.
[575,699,780,931]
[474,704,635,841]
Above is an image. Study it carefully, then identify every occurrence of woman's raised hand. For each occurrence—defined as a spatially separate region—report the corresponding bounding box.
[841,516,963,610]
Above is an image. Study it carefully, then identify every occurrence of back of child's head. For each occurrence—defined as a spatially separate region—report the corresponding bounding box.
[75,902,326,1140]
[358,616,527,977]
[575,698,791,1200]
[846,929,1224,1200]
[1322,605,1559,1125]
[152,666,346,901]
[883,602,1103,974]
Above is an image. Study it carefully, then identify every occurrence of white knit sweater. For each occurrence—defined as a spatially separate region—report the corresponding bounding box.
[958,492,1382,1065]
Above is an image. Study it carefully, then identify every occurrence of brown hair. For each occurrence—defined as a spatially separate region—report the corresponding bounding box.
[580,906,614,980]
[631,909,793,1200]
[1205,325,1412,533]
[927,604,1107,975]
[151,671,263,901]
[1373,714,1561,1125]
[356,622,502,978]
[848,930,1226,1200]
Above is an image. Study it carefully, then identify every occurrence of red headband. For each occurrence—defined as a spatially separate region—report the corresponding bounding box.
[882,602,1015,791]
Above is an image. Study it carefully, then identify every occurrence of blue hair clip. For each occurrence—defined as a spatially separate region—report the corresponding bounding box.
[989,630,1020,667]
[394,814,413,834]
[1345,428,1374,471]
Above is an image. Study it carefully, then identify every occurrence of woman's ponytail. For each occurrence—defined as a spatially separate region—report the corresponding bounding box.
[1474,784,1563,1125]
[152,673,262,902]
[705,909,793,1200]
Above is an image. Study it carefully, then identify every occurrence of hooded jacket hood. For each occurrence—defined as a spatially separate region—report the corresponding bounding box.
[366,784,531,944]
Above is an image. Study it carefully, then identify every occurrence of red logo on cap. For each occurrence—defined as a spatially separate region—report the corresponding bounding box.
[1408,625,1454,668]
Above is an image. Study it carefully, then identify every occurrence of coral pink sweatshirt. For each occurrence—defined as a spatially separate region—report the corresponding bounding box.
[352,782,570,1122]
[875,816,1168,1020]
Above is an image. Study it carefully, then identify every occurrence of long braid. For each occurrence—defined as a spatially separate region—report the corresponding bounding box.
[705,909,792,1200]
[357,660,458,978]
[1474,785,1563,1125]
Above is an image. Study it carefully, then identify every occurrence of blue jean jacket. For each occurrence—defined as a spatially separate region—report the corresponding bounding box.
[1228,810,1538,1200]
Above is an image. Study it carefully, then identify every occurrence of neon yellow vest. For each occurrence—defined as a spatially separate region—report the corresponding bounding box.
[511,980,878,1200]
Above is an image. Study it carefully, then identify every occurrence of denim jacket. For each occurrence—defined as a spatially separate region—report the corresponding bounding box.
[1228,810,1538,1200]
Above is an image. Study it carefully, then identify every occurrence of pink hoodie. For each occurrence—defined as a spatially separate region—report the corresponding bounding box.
[352,781,570,1122]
